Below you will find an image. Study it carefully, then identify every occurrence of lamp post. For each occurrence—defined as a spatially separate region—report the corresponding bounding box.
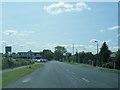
[94,40,98,55]
[2,41,7,54]
[110,53,116,69]
[76,49,78,63]
[73,43,74,55]
[94,40,99,66]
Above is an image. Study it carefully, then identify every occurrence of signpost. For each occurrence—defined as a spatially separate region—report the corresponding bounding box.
[110,53,116,69]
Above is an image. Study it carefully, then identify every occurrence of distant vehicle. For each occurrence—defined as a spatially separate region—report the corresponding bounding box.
[36,58,47,63]
[59,59,63,62]
[32,59,37,62]
[40,59,43,62]
[42,59,47,62]
[37,59,41,63]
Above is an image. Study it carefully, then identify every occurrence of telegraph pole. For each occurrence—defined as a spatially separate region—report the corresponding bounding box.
[73,43,74,55]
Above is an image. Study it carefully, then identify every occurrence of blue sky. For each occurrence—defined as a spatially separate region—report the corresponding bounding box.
[1,2,119,54]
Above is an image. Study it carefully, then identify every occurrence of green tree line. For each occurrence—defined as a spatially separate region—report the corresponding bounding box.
[2,41,119,70]
[40,42,120,69]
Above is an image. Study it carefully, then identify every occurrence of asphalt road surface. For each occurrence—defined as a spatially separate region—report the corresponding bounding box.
[5,61,118,88]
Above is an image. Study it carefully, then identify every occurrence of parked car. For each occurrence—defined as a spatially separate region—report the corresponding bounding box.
[42,59,47,62]
[37,59,41,63]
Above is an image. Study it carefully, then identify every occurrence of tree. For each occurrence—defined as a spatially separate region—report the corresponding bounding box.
[42,50,53,60]
[78,52,86,63]
[99,42,111,65]
[69,55,76,63]
[55,46,67,54]
[65,52,72,62]
[75,52,79,63]
[115,50,120,69]
[54,46,67,61]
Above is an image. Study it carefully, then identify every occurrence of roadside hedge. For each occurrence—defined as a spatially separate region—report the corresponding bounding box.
[102,62,113,69]
[2,57,34,69]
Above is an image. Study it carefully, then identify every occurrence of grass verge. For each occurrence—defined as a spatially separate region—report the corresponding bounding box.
[98,68,120,73]
[82,65,120,73]
[0,73,2,88]
[64,61,79,65]
[2,64,44,87]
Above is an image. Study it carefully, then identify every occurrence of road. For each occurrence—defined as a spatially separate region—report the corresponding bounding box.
[5,61,118,88]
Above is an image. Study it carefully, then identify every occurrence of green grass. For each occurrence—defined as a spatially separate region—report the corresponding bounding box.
[82,65,120,73]
[2,64,44,87]
[68,62,79,65]
[64,61,79,65]
[2,64,31,71]
[0,73,2,88]
[82,65,96,69]
[98,68,120,73]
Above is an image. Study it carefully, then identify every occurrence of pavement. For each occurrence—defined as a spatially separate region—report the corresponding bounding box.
[5,61,118,88]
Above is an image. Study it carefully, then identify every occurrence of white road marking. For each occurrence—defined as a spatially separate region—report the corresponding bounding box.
[82,78,90,82]
[66,69,70,72]
[72,72,75,75]
[22,78,31,83]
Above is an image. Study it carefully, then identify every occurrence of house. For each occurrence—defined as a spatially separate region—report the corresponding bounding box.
[17,50,41,59]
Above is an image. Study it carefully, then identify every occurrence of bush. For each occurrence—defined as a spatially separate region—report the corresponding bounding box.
[29,66,31,68]
[2,57,34,69]
[102,62,113,69]
[102,63,106,67]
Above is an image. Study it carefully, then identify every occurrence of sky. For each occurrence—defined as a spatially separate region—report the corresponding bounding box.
[0,2,119,54]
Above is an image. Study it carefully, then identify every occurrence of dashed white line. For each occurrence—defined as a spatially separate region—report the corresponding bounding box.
[82,78,90,82]
[72,72,75,75]
[22,78,31,83]
[66,69,69,72]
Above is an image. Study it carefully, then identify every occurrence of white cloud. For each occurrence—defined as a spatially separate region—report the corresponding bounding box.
[0,40,6,44]
[19,45,24,47]
[3,30,34,37]
[76,3,91,11]
[25,42,37,45]
[89,39,112,44]
[44,2,91,15]
[108,26,120,30]
[4,30,17,35]
[99,26,119,33]
[59,44,85,48]
[110,47,120,52]
[18,33,28,36]
[18,31,34,37]
[99,29,104,33]
[0,40,9,46]
[43,43,96,53]
[105,40,112,44]
[117,33,120,37]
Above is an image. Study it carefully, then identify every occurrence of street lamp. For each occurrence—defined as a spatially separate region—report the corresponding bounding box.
[94,40,98,55]
[73,43,74,55]
[110,53,116,69]
[94,40,99,66]
[76,49,78,63]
